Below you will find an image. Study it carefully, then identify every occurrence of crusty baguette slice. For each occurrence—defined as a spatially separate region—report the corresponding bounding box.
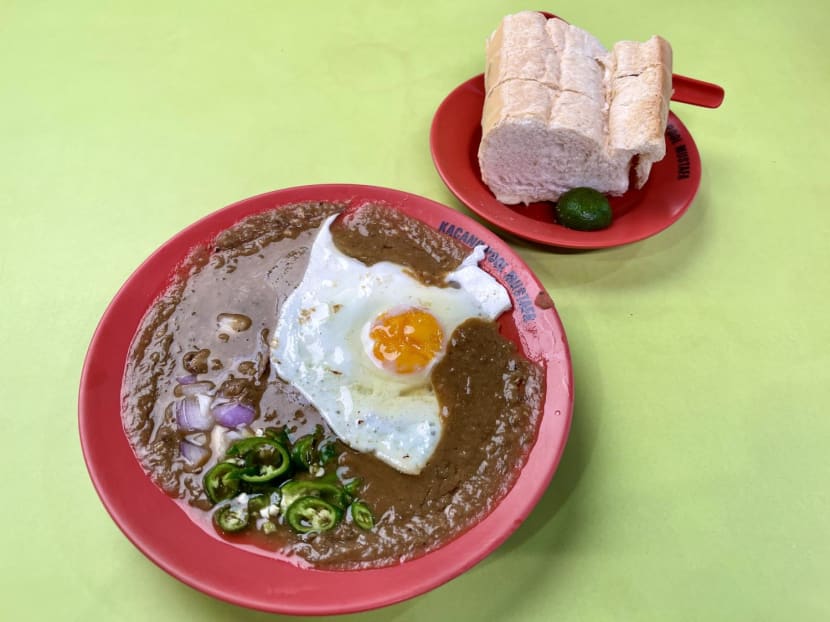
[608,37,673,186]
[478,12,672,205]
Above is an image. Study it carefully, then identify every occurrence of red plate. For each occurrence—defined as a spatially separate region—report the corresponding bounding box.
[430,74,702,249]
[79,184,573,615]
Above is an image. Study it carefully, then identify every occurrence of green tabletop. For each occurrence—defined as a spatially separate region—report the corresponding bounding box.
[3,0,828,620]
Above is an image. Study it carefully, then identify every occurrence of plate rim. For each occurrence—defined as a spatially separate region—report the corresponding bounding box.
[430,74,702,249]
[78,183,574,615]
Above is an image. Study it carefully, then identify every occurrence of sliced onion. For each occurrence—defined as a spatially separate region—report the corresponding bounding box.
[184,432,208,447]
[175,395,214,432]
[177,374,198,385]
[179,440,211,470]
[212,400,256,428]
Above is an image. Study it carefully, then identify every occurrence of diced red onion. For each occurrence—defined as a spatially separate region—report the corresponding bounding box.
[177,374,198,385]
[184,432,208,447]
[179,440,211,470]
[175,395,215,432]
[212,401,256,428]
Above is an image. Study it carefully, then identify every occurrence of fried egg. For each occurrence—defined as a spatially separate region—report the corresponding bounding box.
[270,214,511,474]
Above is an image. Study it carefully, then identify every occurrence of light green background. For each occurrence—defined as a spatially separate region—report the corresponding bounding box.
[2,0,828,620]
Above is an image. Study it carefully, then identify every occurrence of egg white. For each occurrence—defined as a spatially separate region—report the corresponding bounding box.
[271,214,511,474]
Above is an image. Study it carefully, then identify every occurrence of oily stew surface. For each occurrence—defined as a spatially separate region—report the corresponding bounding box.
[122,201,543,568]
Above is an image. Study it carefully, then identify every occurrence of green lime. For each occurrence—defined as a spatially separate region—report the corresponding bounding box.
[554,187,613,231]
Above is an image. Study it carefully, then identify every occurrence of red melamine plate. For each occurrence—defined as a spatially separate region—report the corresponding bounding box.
[430,75,702,249]
[79,184,573,615]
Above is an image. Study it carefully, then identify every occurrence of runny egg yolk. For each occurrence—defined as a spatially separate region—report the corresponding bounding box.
[368,308,444,374]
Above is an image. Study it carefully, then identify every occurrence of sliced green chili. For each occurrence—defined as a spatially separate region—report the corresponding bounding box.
[317,440,337,465]
[238,440,291,483]
[225,437,264,458]
[290,434,317,469]
[285,496,342,533]
[350,501,375,530]
[203,461,242,504]
[246,494,271,515]
[203,429,371,539]
[213,504,249,533]
[240,462,286,483]
[264,426,292,446]
[227,436,287,459]
[343,477,362,501]
[279,480,346,514]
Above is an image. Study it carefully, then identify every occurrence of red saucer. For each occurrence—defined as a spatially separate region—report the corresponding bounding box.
[430,74,702,249]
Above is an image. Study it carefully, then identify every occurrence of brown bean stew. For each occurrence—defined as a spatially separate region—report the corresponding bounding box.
[122,201,544,569]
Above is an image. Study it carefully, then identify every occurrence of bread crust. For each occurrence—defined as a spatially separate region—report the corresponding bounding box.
[478,12,673,204]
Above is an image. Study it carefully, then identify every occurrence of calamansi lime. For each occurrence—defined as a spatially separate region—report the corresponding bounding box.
[555,187,612,231]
